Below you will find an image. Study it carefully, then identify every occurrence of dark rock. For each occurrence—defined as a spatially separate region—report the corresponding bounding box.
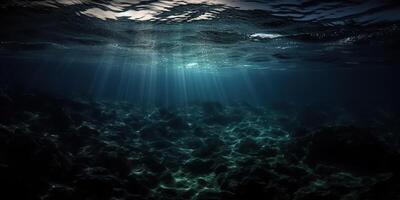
[181,189,197,199]
[0,163,20,200]
[143,155,166,174]
[0,127,73,199]
[0,93,13,108]
[237,157,257,167]
[149,139,174,149]
[139,123,170,141]
[204,137,224,148]
[14,93,50,112]
[294,182,340,200]
[157,186,178,198]
[197,178,208,187]
[124,113,143,129]
[196,189,221,200]
[259,145,279,157]
[237,137,260,154]
[182,137,204,149]
[6,130,70,177]
[291,127,309,138]
[142,172,161,189]
[315,164,339,175]
[219,169,248,190]
[183,158,214,175]
[112,188,129,199]
[160,171,175,185]
[0,94,14,124]
[93,109,116,122]
[77,125,100,137]
[215,164,228,174]
[0,125,12,145]
[233,126,260,137]
[274,164,309,179]
[234,178,270,199]
[3,91,400,200]
[42,185,75,200]
[192,137,224,158]
[193,126,207,137]
[293,172,364,200]
[58,131,89,153]
[283,135,311,162]
[48,106,72,131]
[125,174,151,196]
[97,151,131,177]
[306,126,398,174]
[360,173,400,200]
[75,168,121,200]
[109,122,133,134]
[248,167,276,181]
[15,111,36,122]
[167,116,188,129]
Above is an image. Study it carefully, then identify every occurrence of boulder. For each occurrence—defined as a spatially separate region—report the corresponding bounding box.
[42,185,75,200]
[75,167,121,200]
[183,158,214,175]
[0,94,14,124]
[139,123,171,141]
[306,126,399,174]
[167,116,188,130]
[192,137,224,158]
[237,137,260,154]
[77,125,100,137]
[48,106,72,131]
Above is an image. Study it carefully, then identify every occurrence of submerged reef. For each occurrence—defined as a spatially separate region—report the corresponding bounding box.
[1,91,400,200]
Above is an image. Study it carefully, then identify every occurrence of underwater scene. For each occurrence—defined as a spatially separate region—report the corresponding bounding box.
[1,0,400,199]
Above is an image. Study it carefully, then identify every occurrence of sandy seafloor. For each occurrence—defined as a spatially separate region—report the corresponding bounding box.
[1,90,400,200]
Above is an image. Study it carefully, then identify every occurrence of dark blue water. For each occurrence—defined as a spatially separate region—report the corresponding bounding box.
[1,1,400,200]
[2,57,400,107]
[1,0,400,106]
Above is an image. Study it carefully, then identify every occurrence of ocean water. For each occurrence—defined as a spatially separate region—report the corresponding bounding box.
[1,1,400,200]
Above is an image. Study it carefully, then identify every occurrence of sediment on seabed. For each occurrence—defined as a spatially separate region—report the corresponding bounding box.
[1,91,400,200]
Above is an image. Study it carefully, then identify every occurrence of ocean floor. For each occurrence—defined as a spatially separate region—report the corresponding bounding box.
[1,91,400,200]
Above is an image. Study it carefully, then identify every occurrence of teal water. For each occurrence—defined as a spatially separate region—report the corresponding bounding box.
[1,1,400,106]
